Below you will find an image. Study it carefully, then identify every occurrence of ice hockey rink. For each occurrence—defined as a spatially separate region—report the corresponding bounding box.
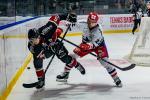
[7,33,150,100]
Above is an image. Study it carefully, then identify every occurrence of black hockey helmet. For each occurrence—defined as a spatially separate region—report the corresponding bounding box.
[28,28,39,40]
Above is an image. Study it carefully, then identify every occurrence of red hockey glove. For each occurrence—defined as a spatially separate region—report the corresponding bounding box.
[80,43,93,51]
[49,15,60,25]
[55,27,63,37]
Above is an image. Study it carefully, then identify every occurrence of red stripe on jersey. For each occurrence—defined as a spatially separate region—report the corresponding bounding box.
[68,58,77,67]
[49,15,60,25]
[51,31,57,42]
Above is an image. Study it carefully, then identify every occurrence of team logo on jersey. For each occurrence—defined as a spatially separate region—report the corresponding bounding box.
[41,25,53,35]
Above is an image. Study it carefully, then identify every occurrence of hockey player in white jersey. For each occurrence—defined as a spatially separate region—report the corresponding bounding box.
[56,12,122,87]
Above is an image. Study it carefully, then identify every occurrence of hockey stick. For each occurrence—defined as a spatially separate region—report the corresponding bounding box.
[44,24,71,74]
[59,37,136,71]
[23,24,71,88]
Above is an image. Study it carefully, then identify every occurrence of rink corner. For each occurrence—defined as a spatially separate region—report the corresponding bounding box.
[0,54,32,100]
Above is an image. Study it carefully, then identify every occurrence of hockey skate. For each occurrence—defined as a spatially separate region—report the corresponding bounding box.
[113,76,122,87]
[56,72,69,82]
[36,77,45,89]
[75,63,86,75]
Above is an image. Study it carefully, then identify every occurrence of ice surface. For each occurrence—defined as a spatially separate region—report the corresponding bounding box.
[7,33,150,100]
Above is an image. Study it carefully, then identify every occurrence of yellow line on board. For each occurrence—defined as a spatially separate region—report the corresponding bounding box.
[60,29,138,36]
[0,35,4,38]
[104,29,139,34]
[0,95,2,100]
[0,29,139,39]
[1,54,32,100]
[0,35,27,39]
[60,32,82,37]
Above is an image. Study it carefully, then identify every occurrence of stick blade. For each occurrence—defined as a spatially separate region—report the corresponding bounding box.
[22,82,37,88]
[121,64,136,71]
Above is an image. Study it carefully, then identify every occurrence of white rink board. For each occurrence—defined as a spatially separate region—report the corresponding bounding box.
[0,17,48,97]
[58,14,134,33]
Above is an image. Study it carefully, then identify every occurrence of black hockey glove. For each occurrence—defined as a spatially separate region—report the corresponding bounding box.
[42,43,49,50]
[67,13,77,23]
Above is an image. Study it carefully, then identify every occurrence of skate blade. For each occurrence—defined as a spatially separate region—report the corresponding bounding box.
[117,83,123,87]
[115,83,123,88]
[56,79,68,82]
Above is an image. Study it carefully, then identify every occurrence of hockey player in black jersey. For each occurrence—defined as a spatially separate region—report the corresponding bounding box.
[27,13,85,89]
